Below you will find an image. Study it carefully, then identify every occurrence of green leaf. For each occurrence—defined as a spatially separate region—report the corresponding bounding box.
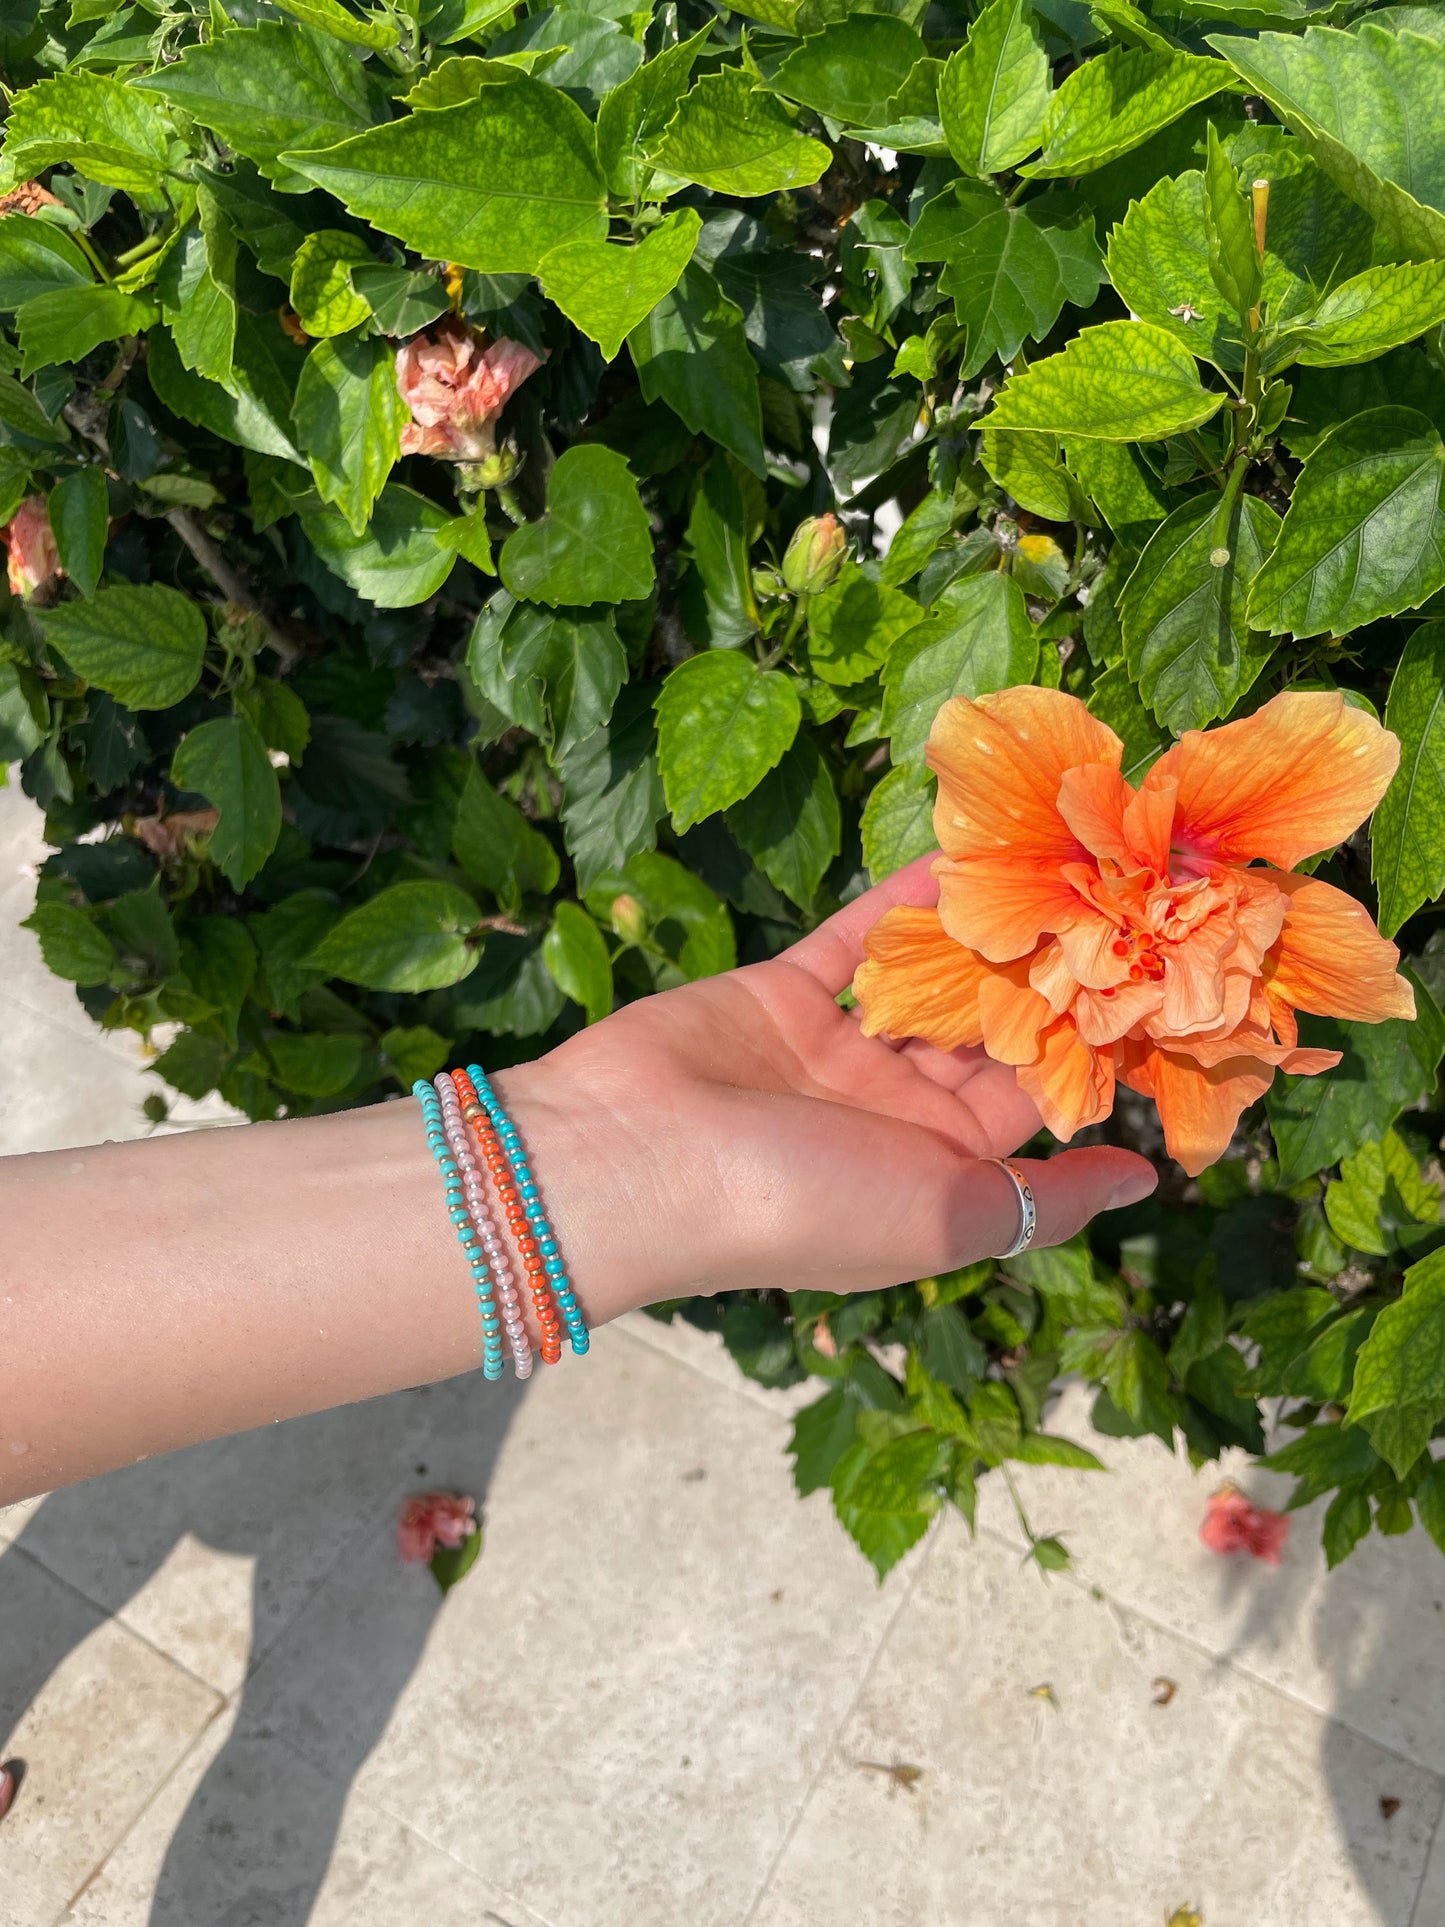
[771,16,927,127]
[1011,1432,1107,1471]
[831,1430,943,1579]
[981,426,1090,523]
[628,264,765,477]
[937,0,1050,175]
[1208,24,1445,264]
[436,505,493,574]
[0,660,47,762]
[148,315,304,467]
[683,453,757,648]
[1322,1486,1372,1569]
[380,1024,451,1088]
[265,1030,365,1097]
[154,185,238,395]
[0,215,92,310]
[653,67,831,198]
[986,319,1221,441]
[807,559,923,687]
[136,24,378,194]
[1202,121,1260,321]
[293,333,403,538]
[543,899,612,1024]
[273,0,398,52]
[790,1386,864,1496]
[1105,171,1237,372]
[451,761,560,900]
[289,231,372,338]
[1374,622,1445,938]
[558,683,665,893]
[1120,490,1280,733]
[655,651,802,832]
[350,265,448,337]
[727,733,841,908]
[171,715,282,890]
[1267,972,1445,1185]
[499,444,655,606]
[286,81,607,273]
[22,901,116,984]
[48,466,108,598]
[308,880,481,992]
[1261,1418,1380,1506]
[41,583,206,711]
[1022,48,1227,180]
[450,929,565,1036]
[16,285,156,378]
[1346,1247,1445,1479]
[861,763,937,882]
[428,1524,482,1595]
[301,483,455,608]
[2,71,172,193]
[883,572,1038,776]
[594,24,710,202]
[539,209,700,363]
[1415,1460,1445,1560]
[1297,262,1445,370]
[197,162,310,281]
[1247,408,1445,639]
[472,595,628,757]
[1324,1128,1440,1258]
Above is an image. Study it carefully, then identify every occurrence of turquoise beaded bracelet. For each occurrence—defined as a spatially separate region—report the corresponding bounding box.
[414,1078,506,1380]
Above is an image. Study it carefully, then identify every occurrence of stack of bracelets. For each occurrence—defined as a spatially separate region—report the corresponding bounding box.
[413,1067,590,1381]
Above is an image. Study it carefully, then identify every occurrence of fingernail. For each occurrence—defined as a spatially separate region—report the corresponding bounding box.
[1109,1168,1156,1210]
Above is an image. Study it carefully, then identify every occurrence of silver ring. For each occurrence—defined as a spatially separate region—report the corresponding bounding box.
[989,1158,1037,1259]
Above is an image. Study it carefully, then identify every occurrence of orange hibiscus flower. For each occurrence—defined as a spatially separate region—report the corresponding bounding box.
[854,687,1414,1176]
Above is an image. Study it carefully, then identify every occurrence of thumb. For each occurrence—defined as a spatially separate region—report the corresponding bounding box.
[966,1147,1157,1259]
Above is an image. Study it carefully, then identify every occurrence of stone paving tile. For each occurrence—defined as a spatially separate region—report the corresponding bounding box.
[62,1700,552,1927]
[750,1516,1442,1927]
[0,1547,222,1927]
[975,1380,1445,1777]
[239,1324,922,1927]
[616,1307,819,1419]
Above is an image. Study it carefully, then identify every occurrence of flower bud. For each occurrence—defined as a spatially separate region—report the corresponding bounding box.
[781,513,845,596]
[465,445,520,492]
[751,565,784,602]
[609,892,646,944]
[4,496,60,601]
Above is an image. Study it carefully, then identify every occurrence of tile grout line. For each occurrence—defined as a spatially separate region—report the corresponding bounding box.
[740,1516,946,1927]
[1407,1776,1445,1927]
[975,1518,1445,1786]
[0,983,145,1063]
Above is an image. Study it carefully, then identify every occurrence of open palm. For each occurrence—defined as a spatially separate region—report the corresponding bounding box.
[531,859,1156,1302]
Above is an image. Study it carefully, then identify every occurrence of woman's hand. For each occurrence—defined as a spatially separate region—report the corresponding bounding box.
[504,858,1157,1310]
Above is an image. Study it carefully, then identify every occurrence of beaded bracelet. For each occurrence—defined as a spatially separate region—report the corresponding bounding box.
[452,1067,563,1366]
[435,1073,534,1379]
[413,1077,532,1381]
[463,1063,589,1360]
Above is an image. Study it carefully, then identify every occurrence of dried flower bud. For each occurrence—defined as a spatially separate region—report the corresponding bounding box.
[396,316,543,463]
[781,513,845,596]
[3,496,60,601]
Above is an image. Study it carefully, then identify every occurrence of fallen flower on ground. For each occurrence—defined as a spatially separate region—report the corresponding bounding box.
[1200,1483,1288,1563]
[397,1490,478,1564]
[853,687,1412,1174]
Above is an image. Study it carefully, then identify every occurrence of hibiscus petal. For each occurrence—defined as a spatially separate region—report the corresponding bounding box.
[977,965,1055,1064]
[936,856,1087,963]
[1125,1044,1274,1176]
[1056,764,1177,874]
[1266,874,1416,1023]
[1145,689,1400,872]
[853,906,989,1050]
[1015,1017,1115,1140]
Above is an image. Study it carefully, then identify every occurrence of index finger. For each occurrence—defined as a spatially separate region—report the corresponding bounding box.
[783,854,941,995]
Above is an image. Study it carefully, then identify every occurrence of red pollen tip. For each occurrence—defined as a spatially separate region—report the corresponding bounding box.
[1128,964,1144,982]
[1111,938,1130,957]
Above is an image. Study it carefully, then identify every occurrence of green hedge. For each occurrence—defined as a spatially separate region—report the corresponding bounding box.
[5,0,1445,1575]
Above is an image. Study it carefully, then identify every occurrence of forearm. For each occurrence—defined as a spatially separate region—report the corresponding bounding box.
[0,1066,640,1505]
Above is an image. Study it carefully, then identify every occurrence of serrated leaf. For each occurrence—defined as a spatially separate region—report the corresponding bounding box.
[557,682,665,893]
[42,583,206,710]
[171,715,282,889]
[22,901,117,984]
[197,162,311,281]
[831,1431,942,1579]
[628,263,765,477]
[883,572,1038,776]
[938,0,1050,175]
[1324,1128,1440,1258]
[862,763,937,881]
[986,319,1222,441]
[0,215,92,310]
[655,650,802,831]
[308,879,481,992]
[771,15,926,126]
[538,209,700,363]
[941,194,1104,381]
[1247,407,1445,639]
[1374,622,1445,938]
[1297,261,1445,370]
[807,559,922,687]
[1208,24,1445,263]
[135,24,378,194]
[264,1031,365,1097]
[289,230,372,338]
[543,899,612,1024]
[301,483,455,608]
[16,285,156,378]
[1346,1247,1445,1478]
[595,25,710,202]
[981,425,1090,522]
[1203,120,1260,320]
[727,733,841,907]
[500,444,654,606]
[652,67,831,198]
[148,315,304,466]
[285,82,607,274]
[293,332,404,538]
[1121,488,1280,732]
[451,761,559,901]
[1023,47,1227,179]
[790,1386,864,1496]
[274,0,397,51]
[3,71,172,193]
[48,466,108,598]
[155,186,238,393]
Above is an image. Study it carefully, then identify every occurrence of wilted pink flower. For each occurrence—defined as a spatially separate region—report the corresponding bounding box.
[1200,1484,1288,1563]
[4,496,59,600]
[396,316,542,462]
[131,808,221,860]
[397,1490,478,1563]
